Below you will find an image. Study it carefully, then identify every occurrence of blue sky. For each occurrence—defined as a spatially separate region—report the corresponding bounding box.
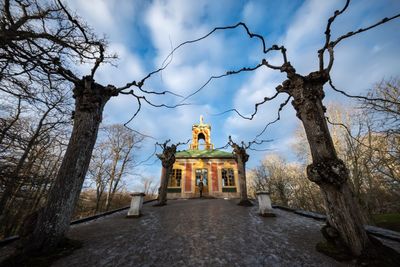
[67,0,400,190]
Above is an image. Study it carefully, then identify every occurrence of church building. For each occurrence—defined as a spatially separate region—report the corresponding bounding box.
[166,116,240,199]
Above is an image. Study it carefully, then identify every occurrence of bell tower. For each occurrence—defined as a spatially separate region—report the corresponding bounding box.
[190,115,213,150]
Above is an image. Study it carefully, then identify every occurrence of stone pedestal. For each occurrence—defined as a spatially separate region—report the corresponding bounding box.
[256,191,276,217]
[127,193,145,218]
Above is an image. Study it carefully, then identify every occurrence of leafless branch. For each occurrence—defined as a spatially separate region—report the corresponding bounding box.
[328,78,398,105]
[214,142,230,150]
[156,139,190,150]
[133,143,158,167]
[162,22,269,65]
[122,96,142,127]
[318,0,350,71]
[211,91,282,120]
[118,21,287,97]
[176,139,191,147]
[331,13,400,48]
[122,124,156,140]
[181,61,267,103]
[247,147,272,152]
[325,116,396,153]
[120,89,191,126]
[247,138,273,150]
[255,95,292,139]
[319,0,399,73]
[137,87,183,98]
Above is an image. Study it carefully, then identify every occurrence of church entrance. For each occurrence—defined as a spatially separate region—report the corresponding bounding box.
[195,169,208,196]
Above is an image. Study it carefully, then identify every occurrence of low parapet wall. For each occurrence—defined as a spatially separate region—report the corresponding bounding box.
[272,205,400,242]
[0,199,157,247]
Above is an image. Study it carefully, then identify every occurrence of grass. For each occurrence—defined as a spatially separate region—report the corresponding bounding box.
[372,213,400,232]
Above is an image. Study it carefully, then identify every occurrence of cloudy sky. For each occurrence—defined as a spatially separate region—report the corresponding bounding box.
[67,0,400,190]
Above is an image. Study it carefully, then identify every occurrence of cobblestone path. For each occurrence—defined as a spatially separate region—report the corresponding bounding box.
[52,199,355,266]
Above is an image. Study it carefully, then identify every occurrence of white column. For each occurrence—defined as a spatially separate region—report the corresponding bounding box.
[127,192,145,218]
[256,191,276,217]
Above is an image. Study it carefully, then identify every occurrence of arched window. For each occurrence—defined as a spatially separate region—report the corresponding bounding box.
[197,133,206,149]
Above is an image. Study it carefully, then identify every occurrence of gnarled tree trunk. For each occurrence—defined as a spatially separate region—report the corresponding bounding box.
[157,165,173,206]
[21,77,118,254]
[155,141,177,206]
[286,70,370,256]
[229,137,253,206]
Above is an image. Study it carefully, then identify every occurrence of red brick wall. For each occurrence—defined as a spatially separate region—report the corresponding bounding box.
[211,163,218,192]
[185,163,192,192]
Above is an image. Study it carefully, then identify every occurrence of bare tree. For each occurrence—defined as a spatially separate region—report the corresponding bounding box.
[248,155,324,212]
[137,176,159,200]
[103,125,143,211]
[228,136,253,206]
[361,78,400,187]
[155,140,188,206]
[86,142,110,214]
[0,75,71,238]
[84,124,144,213]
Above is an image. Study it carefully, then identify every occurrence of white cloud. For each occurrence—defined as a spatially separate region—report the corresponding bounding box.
[96,43,145,85]
[242,1,265,28]
[64,0,400,186]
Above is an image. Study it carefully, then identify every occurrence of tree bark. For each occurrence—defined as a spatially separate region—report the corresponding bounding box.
[288,70,370,256]
[21,77,118,254]
[105,152,119,211]
[157,165,172,206]
[155,142,177,206]
[230,139,253,206]
[237,155,252,206]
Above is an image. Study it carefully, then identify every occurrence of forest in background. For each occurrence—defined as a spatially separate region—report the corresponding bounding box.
[0,93,158,238]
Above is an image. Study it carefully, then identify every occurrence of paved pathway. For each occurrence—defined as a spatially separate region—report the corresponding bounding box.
[53,199,355,266]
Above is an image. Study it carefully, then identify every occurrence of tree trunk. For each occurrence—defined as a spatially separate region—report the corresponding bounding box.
[21,77,118,254]
[289,72,370,256]
[229,139,252,206]
[237,156,252,206]
[155,142,177,206]
[105,151,119,211]
[94,181,104,214]
[157,165,172,206]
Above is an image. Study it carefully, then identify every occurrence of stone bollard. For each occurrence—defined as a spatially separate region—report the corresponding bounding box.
[127,193,146,218]
[256,191,276,217]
